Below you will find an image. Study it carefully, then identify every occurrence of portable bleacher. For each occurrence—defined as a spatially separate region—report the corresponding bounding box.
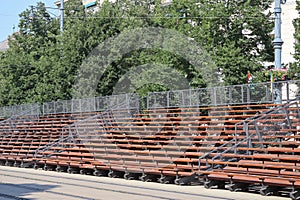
[0,82,299,199]
[198,99,300,199]
[31,102,282,184]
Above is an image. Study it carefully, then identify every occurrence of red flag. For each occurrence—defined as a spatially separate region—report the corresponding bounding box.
[247,71,252,83]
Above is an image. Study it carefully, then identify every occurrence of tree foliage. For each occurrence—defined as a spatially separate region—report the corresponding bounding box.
[290,0,300,80]
[0,0,274,106]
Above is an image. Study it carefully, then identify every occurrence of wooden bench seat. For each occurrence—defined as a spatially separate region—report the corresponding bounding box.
[90,158,195,176]
[143,103,279,113]
[237,147,300,154]
[200,158,300,172]
[133,114,256,121]
[200,170,300,187]
[201,152,300,165]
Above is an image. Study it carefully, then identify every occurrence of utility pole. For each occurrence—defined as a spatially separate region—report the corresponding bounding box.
[273,0,286,104]
[274,0,285,70]
[60,0,64,32]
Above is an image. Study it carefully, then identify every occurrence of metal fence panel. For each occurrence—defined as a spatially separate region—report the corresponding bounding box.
[2,80,299,115]
[246,82,272,103]
[0,103,40,118]
[145,80,300,109]
[42,93,140,115]
[198,88,211,106]
[81,98,96,112]
[95,96,107,111]
[169,91,181,108]
[147,92,168,109]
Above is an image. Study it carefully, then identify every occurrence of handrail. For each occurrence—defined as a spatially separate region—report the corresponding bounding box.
[211,136,253,161]
[33,101,128,160]
[34,112,104,159]
[198,99,300,173]
[0,103,40,118]
[197,137,236,170]
[0,104,40,148]
[245,99,299,143]
[0,104,40,125]
[211,100,300,167]
[0,80,298,116]
[33,135,72,158]
[235,100,299,138]
[0,104,40,133]
[147,79,300,109]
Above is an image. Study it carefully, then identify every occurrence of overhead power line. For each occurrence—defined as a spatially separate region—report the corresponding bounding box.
[0,14,277,20]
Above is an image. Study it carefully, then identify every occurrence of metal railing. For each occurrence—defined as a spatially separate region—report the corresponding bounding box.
[33,100,134,159]
[232,102,294,150]
[0,80,299,117]
[147,80,300,109]
[42,93,139,115]
[33,134,72,159]
[0,103,40,118]
[0,104,40,141]
[244,99,300,149]
[197,98,300,173]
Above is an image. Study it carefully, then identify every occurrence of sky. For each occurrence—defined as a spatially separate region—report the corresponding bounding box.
[0,0,58,42]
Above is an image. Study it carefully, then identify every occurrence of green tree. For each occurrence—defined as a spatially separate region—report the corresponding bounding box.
[154,0,274,85]
[290,0,300,80]
[0,2,60,105]
[73,0,212,98]
[0,0,275,106]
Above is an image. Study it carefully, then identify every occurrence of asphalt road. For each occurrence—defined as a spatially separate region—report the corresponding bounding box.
[0,166,288,200]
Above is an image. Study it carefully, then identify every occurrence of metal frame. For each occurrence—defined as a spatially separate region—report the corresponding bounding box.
[42,93,139,115]
[0,80,298,117]
[198,98,300,173]
[0,105,41,161]
[245,100,300,148]
[0,103,40,118]
[147,80,299,109]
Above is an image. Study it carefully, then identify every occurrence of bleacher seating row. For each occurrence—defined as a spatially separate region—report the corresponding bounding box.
[0,100,299,199]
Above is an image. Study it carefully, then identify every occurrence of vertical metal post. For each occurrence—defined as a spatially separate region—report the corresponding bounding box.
[254,121,263,148]
[266,83,270,102]
[94,96,96,111]
[146,93,149,110]
[126,93,129,110]
[60,0,64,32]
[274,0,283,70]
[154,93,157,108]
[247,85,250,103]
[244,122,250,148]
[167,91,170,108]
[284,106,292,129]
[62,101,64,113]
[241,85,244,103]
[234,123,238,153]
[181,91,184,107]
[54,102,56,115]
[229,87,232,104]
[273,0,286,104]
[71,99,74,113]
[213,87,217,106]
[286,82,290,102]
[197,89,200,106]
[79,99,82,113]
[189,89,192,107]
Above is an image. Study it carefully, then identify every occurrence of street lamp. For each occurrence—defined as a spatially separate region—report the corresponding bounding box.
[274,0,286,70]
[273,0,286,104]
[60,0,64,32]
[30,0,64,32]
